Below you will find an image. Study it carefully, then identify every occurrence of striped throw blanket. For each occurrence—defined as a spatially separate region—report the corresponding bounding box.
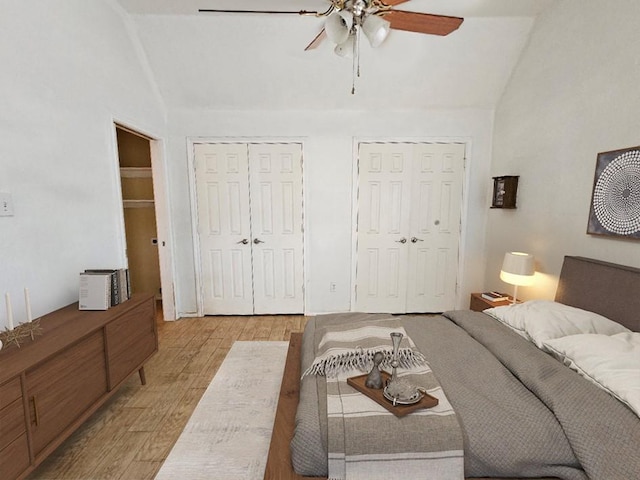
[310,320,464,480]
[303,323,427,378]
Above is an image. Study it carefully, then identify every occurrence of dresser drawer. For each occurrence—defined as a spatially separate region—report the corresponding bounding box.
[0,433,30,480]
[0,377,22,409]
[0,377,27,452]
[0,398,27,451]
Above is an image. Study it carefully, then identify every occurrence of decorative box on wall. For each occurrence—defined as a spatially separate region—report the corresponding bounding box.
[491,175,519,209]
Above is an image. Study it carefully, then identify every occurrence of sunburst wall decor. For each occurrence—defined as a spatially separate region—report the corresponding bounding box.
[587,146,640,240]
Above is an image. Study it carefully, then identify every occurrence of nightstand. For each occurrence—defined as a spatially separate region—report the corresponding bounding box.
[469,292,514,312]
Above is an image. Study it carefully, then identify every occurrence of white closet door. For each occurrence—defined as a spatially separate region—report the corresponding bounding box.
[405,143,465,312]
[355,142,465,313]
[194,144,253,314]
[249,144,304,314]
[355,143,413,313]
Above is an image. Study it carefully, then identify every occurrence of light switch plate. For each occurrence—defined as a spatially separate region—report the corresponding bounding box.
[0,192,14,216]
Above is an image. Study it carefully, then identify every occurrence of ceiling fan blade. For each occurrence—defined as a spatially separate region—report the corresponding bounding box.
[198,9,316,15]
[384,10,463,36]
[381,0,411,5]
[304,29,326,51]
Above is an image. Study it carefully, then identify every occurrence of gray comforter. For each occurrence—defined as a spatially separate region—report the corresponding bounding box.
[291,311,640,480]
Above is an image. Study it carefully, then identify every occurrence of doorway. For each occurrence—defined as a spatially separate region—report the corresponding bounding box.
[116,127,163,305]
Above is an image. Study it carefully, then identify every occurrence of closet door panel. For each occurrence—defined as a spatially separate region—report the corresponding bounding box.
[406,144,465,312]
[355,143,413,313]
[249,144,304,314]
[195,144,253,314]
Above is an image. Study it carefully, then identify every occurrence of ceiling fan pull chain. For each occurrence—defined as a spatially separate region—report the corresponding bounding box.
[351,29,357,94]
[357,28,361,78]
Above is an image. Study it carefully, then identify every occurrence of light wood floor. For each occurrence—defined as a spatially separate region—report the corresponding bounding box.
[27,305,307,480]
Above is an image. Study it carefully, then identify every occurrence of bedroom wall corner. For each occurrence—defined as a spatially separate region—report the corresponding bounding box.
[0,0,167,329]
[485,0,640,301]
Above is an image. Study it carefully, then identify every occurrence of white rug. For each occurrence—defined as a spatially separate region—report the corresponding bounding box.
[154,341,288,480]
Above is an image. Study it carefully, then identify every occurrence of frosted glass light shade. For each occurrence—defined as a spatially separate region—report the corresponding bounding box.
[325,11,352,45]
[334,34,355,57]
[338,10,353,30]
[362,14,390,48]
[500,252,535,286]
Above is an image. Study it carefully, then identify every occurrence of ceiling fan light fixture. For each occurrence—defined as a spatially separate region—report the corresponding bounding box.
[338,9,354,30]
[325,11,351,45]
[362,14,390,48]
[334,33,355,58]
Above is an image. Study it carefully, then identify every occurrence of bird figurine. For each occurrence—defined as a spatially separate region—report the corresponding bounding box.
[365,351,384,389]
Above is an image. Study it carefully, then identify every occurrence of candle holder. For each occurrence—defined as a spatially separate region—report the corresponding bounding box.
[0,319,43,349]
[389,332,403,384]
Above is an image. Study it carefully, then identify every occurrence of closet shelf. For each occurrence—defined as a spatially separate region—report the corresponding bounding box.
[123,199,154,209]
[120,167,152,178]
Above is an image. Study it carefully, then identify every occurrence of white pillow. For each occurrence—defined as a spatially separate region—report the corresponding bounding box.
[543,333,640,417]
[484,300,630,349]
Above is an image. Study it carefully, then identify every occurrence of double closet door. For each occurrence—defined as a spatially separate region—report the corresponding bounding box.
[194,143,304,315]
[355,142,465,313]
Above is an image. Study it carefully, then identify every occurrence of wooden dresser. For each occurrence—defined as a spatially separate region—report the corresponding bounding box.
[0,293,157,480]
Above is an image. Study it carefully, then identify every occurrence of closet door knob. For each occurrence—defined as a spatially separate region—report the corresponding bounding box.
[411,237,424,243]
[395,237,407,244]
[253,238,265,244]
[237,238,249,245]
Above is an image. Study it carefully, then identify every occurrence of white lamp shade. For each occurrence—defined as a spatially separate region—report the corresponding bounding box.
[334,34,355,57]
[362,14,390,48]
[500,252,535,286]
[325,11,352,45]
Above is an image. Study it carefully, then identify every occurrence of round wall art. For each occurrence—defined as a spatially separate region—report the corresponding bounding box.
[587,146,640,240]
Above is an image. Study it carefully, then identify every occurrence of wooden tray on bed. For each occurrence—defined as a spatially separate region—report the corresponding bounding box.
[347,372,439,417]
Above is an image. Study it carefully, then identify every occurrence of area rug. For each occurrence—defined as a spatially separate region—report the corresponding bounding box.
[154,341,288,480]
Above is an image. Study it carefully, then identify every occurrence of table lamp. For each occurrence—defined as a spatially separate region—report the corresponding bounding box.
[500,252,535,304]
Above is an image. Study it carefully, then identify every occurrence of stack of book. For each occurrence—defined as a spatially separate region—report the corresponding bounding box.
[481,291,509,302]
[79,268,131,310]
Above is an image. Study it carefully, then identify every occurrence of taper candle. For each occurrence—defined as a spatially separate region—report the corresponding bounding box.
[25,287,33,322]
[5,292,14,330]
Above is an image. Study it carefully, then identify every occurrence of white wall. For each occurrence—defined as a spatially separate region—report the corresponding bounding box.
[167,108,495,316]
[0,1,541,325]
[486,0,640,300]
[128,14,535,111]
[0,0,166,329]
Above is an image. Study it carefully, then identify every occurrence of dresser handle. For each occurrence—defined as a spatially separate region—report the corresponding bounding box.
[32,396,40,426]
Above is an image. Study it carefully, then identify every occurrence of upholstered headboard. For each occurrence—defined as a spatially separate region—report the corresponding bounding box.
[555,256,640,332]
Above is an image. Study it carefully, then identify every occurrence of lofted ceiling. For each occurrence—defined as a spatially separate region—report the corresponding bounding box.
[116,0,557,110]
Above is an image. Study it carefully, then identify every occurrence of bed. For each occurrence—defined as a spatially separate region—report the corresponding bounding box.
[264,256,640,480]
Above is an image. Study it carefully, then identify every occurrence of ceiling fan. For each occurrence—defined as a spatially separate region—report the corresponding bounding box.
[199,0,463,50]
[199,0,464,92]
